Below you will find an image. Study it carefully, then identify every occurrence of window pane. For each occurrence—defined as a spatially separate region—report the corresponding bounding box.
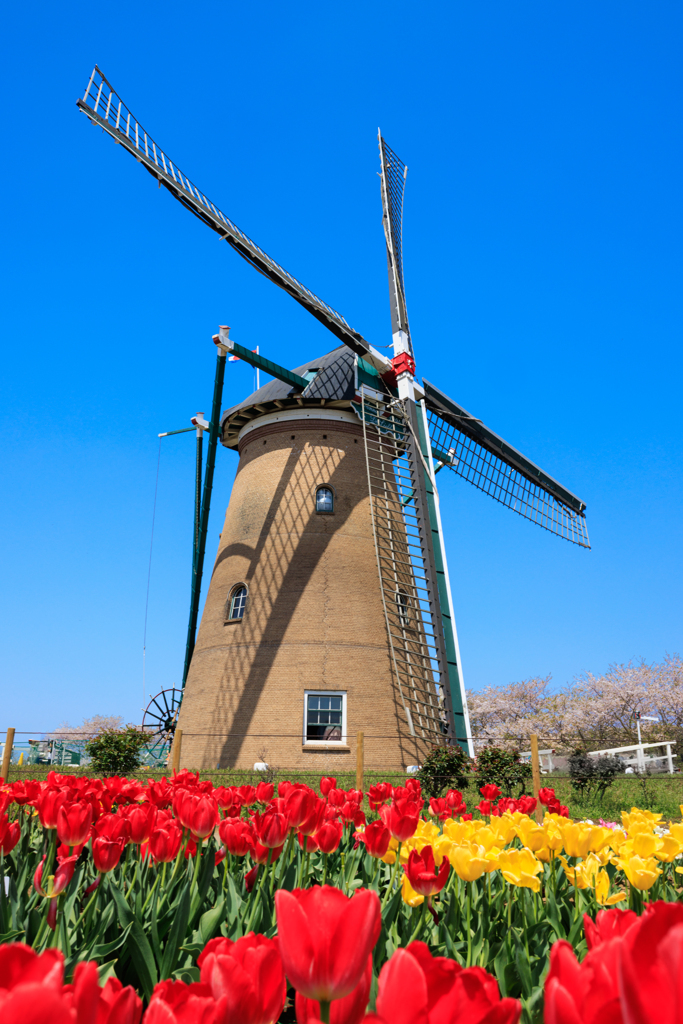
[316,487,333,512]
[306,693,343,741]
[230,586,247,619]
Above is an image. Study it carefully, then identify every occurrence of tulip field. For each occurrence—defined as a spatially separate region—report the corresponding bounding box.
[0,771,681,1023]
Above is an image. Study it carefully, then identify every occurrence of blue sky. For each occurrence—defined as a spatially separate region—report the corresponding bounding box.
[1,1,681,735]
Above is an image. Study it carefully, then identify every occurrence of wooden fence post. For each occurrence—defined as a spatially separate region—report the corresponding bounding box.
[530,733,542,823]
[356,731,364,795]
[1,728,15,783]
[171,729,183,775]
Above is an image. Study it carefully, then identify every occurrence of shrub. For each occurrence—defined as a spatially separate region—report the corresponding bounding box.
[568,749,625,801]
[417,744,471,798]
[474,746,531,797]
[85,726,149,776]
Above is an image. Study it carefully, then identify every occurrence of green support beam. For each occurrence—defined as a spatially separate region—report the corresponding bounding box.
[228,340,309,391]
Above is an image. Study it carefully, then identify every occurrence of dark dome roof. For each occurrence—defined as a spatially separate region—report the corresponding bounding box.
[220,346,363,449]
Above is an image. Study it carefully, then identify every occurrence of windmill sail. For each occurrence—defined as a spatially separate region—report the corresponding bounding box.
[77,67,373,360]
[378,134,412,355]
[358,394,470,750]
[423,380,590,548]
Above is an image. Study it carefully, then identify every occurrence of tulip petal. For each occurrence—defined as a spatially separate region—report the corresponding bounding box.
[376,949,428,1024]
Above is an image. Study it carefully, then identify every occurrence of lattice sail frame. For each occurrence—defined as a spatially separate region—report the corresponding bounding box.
[378,134,411,346]
[358,393,456,747]
[77,67,372,359]
[425,387,590,548]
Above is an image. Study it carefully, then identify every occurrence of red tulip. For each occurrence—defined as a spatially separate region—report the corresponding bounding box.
[175,792,218,839]
[146,779,174,808]
[145,978,216,1024]
[405,846,450,898]
[56,800,93,848]
[355,820,391,860]
[255,781,274,804]
[245,865,259,892]
[320,777,337,797]
[316,821,343,854]
[71,960,143,1024]
[285,787,319,830]
[254,809,289,849]
[198,933,286,1024]
[296,954,371,1024]
[121,802,157,844]
[36,788,67,830]
[517,796,537,815]
[367,783,393,811]
[300,798,327,837]
[479,784,501,801]
[92,836,126,873]
[298,832,319,852]
[0,818,20,855]
[8,779,41,805]
[94,813,131,844]
[238,785,257,807]
[584,907,638,950]
[214,786,237,811]
[34,853,79,897]
[274,885,381,1003]
[380,797,420,842]
[278,781,293,798]
[372,943,521,1024]
[476,800,491,816]
[538,787,556,806]
[219,819,255,857]
[252,841,284,865]
[148,824,183,863]
[428,798,453,822]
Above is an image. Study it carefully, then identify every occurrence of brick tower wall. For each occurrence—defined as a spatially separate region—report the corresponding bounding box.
[176,411,435,772]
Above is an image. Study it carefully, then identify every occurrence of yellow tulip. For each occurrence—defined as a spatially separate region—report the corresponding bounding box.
[449,843,489,882]
[514,817,547,852]
[668,822,683,844]
[654,834,681,863]
[489,816,516,846]
[617,855,662,891]
[401,872,424,907]
[431,835,455,866]
[543,822,565,852]
[595,868,627,906]
[497,847,543,892]
[622,808,662,831]
[561,823,600,859]
[443,819,475,845]
[381,836,399,865]
[559,854,600,890]
[630,832,658,859]
[474,827,499,852]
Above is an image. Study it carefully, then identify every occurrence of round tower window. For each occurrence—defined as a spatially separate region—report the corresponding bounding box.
[316,487,334,513]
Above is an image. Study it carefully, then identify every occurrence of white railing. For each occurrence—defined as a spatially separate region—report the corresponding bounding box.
[519,748,555,773]
[588,740,677,774]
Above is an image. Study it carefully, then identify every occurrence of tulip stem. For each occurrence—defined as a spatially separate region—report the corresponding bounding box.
[319,1001,331,1024]
[381,857,399,910]
[466,883,472,967]
[408,897,428,944]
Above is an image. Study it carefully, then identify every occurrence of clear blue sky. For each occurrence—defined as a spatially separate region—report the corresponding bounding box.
[1,1,681,735]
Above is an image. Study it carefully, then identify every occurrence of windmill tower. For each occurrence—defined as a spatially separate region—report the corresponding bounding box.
[78,69,590,771]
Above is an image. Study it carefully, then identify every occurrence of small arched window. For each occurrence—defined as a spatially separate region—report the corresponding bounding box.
[316,487,334,513]
[228,584,248,621]
[396,589,409,629]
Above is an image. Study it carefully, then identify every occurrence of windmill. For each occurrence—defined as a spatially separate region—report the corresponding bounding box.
[78,67,589,771]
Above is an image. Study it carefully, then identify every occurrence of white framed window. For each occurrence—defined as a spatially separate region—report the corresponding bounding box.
[227,584,248,621]
[303,690,346,744]
[396,588,410,629]
[316,486,334,513]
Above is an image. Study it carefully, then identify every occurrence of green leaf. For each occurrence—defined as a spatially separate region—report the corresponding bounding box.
[161,880,192,980]
[198,898,225,946]
[110,881,158,999]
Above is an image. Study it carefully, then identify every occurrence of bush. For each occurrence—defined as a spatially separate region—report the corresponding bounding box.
[568,750,625,801]
[474,747,531,797]
[417,744,471,798]
[85,726,149,776]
